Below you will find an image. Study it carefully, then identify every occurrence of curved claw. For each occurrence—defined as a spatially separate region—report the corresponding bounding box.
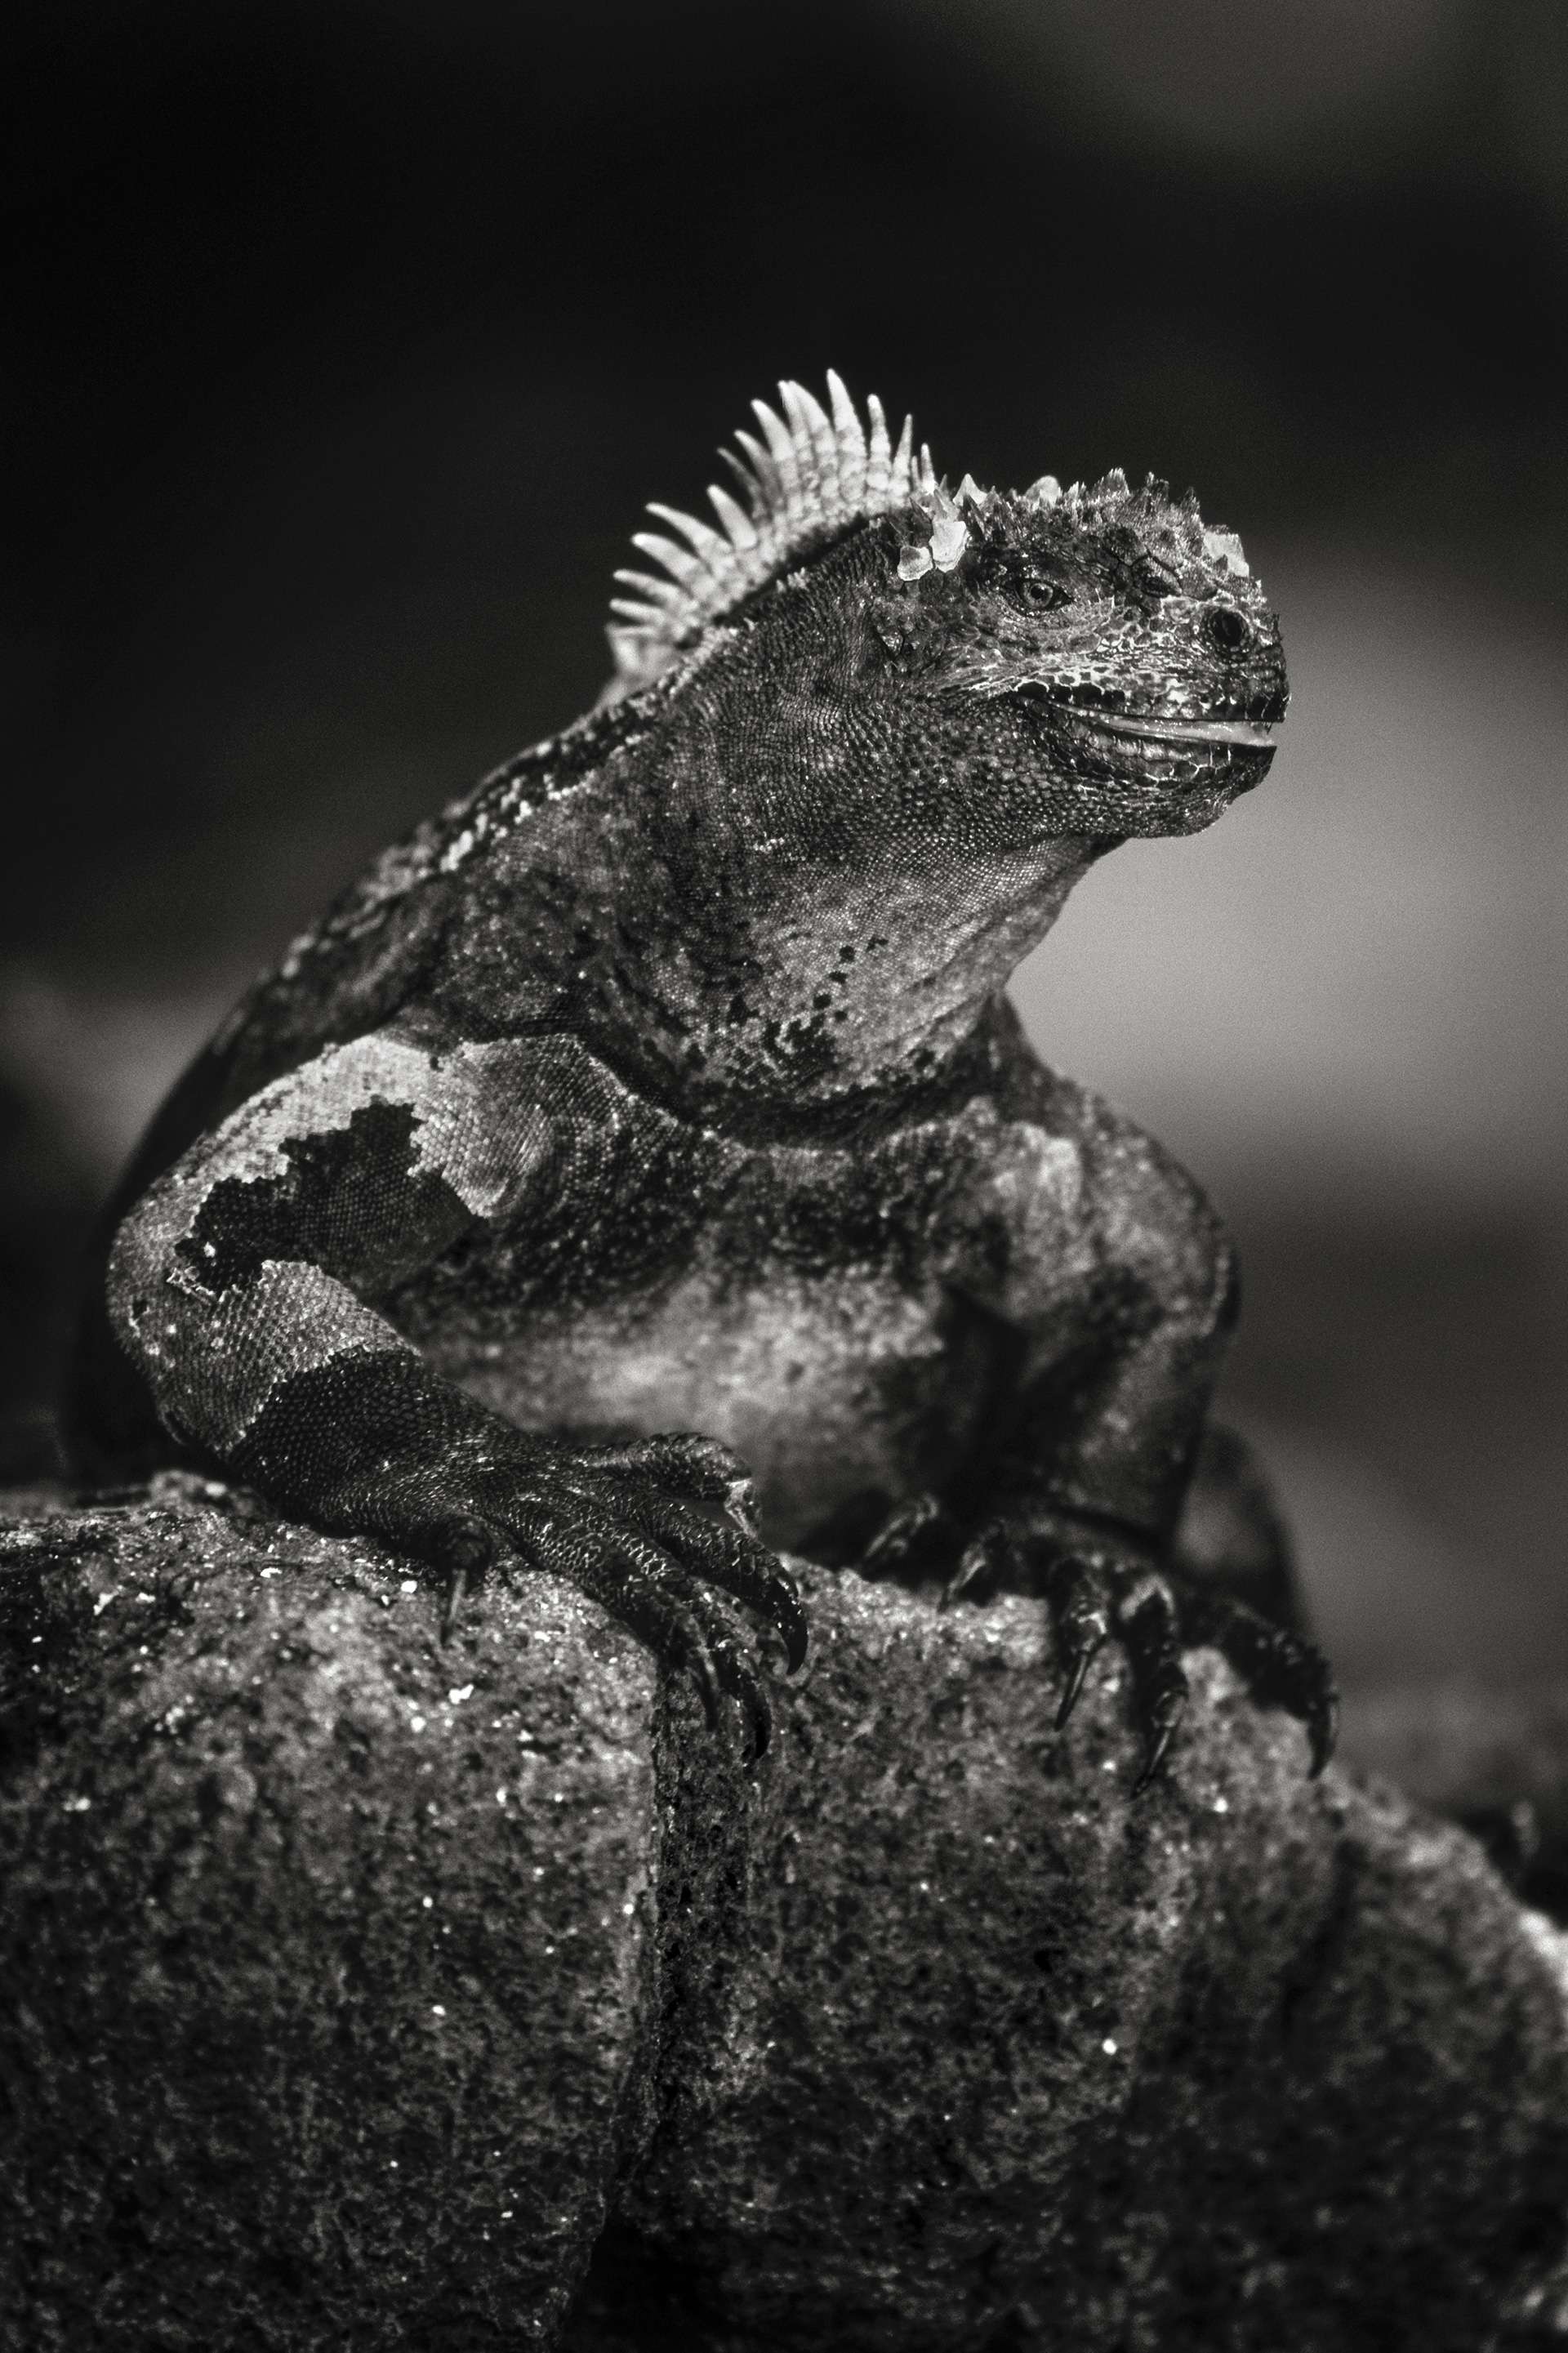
[768,1569,809,1674]
[1132,1720,1182,1796]
[436,1517,503,1643]
[1054,1634,1099,1730]
[684,1639,724,1736]
[656,1606,769,1767]
[732,1661,773,1765]
[695,1627,773,1765]
[1120,1582,1189,1794]
[940,1521,1004,1612]
[1048,1554,1113,1727]
[861,1491,946,1580]
[1131,1665,1189,1794]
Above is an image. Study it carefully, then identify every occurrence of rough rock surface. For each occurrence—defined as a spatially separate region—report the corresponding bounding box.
[3,1478,1568,2351]
[0,1477,671,2351]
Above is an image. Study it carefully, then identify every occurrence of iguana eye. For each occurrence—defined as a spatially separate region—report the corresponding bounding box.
[980,550,1067,614]
[1203,604,1250,656]
[1013,576,1067,613]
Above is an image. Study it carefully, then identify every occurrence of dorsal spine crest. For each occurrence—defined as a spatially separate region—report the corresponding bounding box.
[604,373,931,701]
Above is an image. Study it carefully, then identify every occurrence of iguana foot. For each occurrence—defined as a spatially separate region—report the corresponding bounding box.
[221,1346,809,1765]
[417,1429,805,1763]
[227,1348,804,1758]
[870,1501,1336,1790]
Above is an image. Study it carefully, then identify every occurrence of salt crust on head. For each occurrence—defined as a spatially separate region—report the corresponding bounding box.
[603,374,1251,702]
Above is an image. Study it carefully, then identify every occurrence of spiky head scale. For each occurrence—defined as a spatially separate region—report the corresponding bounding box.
[938,465,1250,585]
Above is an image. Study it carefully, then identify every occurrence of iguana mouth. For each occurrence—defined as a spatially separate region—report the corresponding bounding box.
[1006,682,1281,753]
[1080,708,1279,751]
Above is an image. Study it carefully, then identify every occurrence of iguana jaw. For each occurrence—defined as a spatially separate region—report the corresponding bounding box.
[1000,681,1282,791]
[1079,708,1279,751]
[1004,680,1281,746]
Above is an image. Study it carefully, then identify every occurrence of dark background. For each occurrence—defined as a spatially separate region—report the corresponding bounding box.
[5,0,1565,1728]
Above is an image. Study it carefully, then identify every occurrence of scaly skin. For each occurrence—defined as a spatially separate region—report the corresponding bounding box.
[67,381,1335,1781]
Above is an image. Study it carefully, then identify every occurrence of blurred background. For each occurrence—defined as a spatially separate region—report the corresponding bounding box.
[4,0,1565,1721]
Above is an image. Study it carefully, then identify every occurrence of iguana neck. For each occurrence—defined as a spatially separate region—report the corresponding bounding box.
[581,827,1105,1131]
[470,617,1120,1134]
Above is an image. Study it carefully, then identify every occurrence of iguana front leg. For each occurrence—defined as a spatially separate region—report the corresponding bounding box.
[864,1084,1335,1785]
[946,1333,1337,1791]
[106,1026,805,1752]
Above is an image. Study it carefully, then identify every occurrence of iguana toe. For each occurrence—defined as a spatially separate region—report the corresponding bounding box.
[1046,1554,1114,1727]
[1182,1588,1340,1776]
[941,1521,1334,1788]
[859,1492,950,1580]
[1119,1580,1191,1794]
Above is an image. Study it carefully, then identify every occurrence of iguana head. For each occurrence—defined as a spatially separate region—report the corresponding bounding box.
[604,374,1285,846]
[594,377,1287,1110]
[867,467,1285,839]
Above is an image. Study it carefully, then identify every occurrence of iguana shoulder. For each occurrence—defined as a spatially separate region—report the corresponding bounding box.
[120,695,648,1222]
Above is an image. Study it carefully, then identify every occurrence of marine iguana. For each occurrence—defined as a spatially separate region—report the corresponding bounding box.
[68,374,1334,1785]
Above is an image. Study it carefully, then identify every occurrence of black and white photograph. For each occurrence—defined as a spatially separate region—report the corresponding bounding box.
[3,3,1566,2345]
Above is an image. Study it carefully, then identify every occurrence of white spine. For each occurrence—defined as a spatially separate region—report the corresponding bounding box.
[604,375,936,698]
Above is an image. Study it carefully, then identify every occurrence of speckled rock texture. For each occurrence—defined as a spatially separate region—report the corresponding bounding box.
[4,1477,1568,2352]
[0,1477,670,2351]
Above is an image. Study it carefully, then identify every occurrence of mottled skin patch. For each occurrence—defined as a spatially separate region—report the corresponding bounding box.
[70,396,1334,1780]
